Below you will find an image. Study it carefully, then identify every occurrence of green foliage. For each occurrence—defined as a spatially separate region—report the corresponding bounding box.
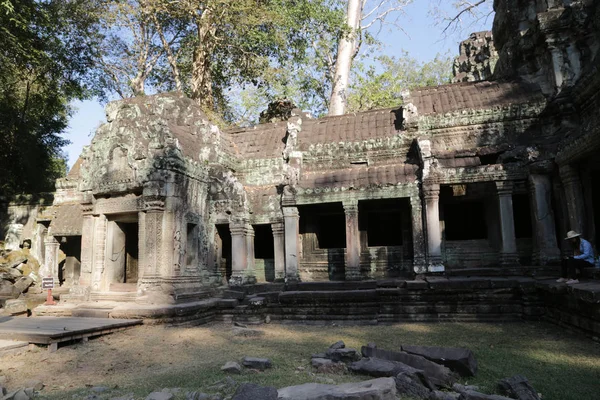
[347,51,453,112]
[0,0,101,197]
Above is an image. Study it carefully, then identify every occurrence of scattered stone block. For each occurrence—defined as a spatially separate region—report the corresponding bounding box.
[242,357,272,370]
[394,373,432,399]
[312,353,327,359]
[316,362,347,375]
[231,383,278,400]
[12,277,33,293]
[402,345,477,377]
[23,380,43,391]
[361,345,456,388]
[221,361,242,374]
[311,358,334,368]
[278,377,397,400]
[431,390,461,400]
[145,392,174,400]
[329,340,345,350]
[91,386,109,393]
[459,390,514,400]
[497,375,540,400]
[326,348,361,363]
[232,327,264,337]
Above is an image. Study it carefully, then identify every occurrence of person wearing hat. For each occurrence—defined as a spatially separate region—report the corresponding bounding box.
[557,230,595,284]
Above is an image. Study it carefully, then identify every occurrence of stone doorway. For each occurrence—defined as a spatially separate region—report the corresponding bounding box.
[106,215,139,291]
[215,224,232,282]
[58,236,81,286]
[253,224,274,282]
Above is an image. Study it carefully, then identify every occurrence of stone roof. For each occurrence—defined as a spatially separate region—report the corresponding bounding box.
[408,80,543,115]
[298,108,401,149]
[224,122,288,160]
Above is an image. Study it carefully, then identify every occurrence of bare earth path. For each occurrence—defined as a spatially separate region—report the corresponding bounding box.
[1,321,599,400]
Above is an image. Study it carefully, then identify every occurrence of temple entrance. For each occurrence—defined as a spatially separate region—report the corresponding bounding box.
[215,224,232,281]
[106,215,139,291]
[299,203,346,281]
[253,224,275,282]
[57,236,81,286]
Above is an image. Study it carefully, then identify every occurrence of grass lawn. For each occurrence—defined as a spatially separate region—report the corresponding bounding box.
[21,321,600,400]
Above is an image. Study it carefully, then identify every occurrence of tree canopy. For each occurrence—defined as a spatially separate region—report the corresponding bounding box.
[0,0,102,198]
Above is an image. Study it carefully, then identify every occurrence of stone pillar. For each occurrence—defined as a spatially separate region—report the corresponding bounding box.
[144,210,164,279]
[42,235,60,284]
[271,221,285,282]
[496,181,519,266]
[559,164,585,234]
[246,224,255,274]
[410,195,427,274]
[79,213,95,287]
[283,207,300,283]
[529,174,561,265]
[91,214,107,291]
[424,185,444,272]
[343,200,361,280]
[229,221,253,285]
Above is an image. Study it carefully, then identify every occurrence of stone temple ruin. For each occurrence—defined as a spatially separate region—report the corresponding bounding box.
[1,1,600,330]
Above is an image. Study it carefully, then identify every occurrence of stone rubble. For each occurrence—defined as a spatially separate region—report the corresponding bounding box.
[0,247,40,314]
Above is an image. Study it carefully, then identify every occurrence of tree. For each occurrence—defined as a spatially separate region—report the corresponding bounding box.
[0,0,102,197]
[347,52,453,112]
[328,0,413,116]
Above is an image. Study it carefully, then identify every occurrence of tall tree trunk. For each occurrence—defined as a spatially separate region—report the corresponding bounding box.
[191,9,216,110]
[328,0,362,116]
[152,13,182,92]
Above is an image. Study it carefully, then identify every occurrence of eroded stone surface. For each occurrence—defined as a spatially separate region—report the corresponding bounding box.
[278,377,397,400]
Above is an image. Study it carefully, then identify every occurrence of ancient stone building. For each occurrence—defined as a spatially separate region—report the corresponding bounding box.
[1,0,599,306]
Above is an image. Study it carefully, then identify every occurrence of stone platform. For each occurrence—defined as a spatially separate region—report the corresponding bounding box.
[29,275,600,340]
[0,316,142,352]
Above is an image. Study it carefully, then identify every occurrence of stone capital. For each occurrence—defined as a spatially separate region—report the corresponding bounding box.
[229,222,248,236]
[342,199,358,214]
[282,206,299,218]
[495,180,514,195]
[271,222,285,235]
[423,184,440,200]
[559,164,580,185]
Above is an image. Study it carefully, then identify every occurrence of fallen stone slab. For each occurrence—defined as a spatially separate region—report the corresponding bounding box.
[312,358,335,368]
[145,392,173,400]
[329,340,345,350]
[12,277,33,293]
[362,346,456,388]
[349,357,432,387]
[458,390,514,400]
[316,362,347,374]
[241,357,272,370]
[221,361,242,374]
[3,299,27,315]
[394,374,432,399]
[497,375,540,400]
[326,348,361,363]
[278,377,397,400]
[231,383,278,400]
[402,345,477,377]
[431,390,460,400]
[0,280,20,299]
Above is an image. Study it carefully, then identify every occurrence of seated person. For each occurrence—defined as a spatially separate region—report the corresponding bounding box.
[557,230,595,284]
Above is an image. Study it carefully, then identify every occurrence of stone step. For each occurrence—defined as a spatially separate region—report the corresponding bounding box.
[0,339,29,357]
[109,283,138,292]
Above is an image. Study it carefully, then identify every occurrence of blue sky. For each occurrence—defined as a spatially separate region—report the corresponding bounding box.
[63,1,492,169]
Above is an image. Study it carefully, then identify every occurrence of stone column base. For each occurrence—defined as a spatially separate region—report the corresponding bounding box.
[229,271,257,286]
[532,249,561,266]
[413,257,427,274]
[345,268,362,281]
[500,253,520,266]
[285,273,300,284]
[427,263,445,273]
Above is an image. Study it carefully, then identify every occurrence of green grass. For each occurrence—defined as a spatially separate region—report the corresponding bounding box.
[30,321,600,400]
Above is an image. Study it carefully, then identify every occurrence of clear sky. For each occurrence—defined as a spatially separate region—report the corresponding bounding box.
[63,1,492,169]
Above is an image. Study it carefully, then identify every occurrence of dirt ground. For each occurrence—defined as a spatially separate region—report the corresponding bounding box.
[1,321,600,400]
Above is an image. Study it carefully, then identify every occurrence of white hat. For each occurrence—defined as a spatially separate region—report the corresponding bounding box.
[565,230,581,240]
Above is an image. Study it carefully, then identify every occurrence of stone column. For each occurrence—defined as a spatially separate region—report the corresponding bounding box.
[343,200,361,280]
[410,195,427,274]
[559,164,585,234]
[79,213,95,287]
[246,224,255,274]
[529,174,561,265]
[496,181,519,266]
[43,235,60,284]
[229,221,252,286]
[424,185,444,272]
[283,207,300,283]
[91,214,107,291]
[271,221,285,282]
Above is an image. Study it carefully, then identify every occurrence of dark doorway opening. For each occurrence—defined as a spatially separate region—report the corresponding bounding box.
[359,199,404,247]
[58,236,81,286]
[216,224,232,281]
[120,222,139,283]
[254,224,275,282]
[443,201,487,240]
[512,194,533,238]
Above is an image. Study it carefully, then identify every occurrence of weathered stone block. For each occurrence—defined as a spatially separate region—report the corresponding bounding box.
[401,345,477,377]
[497,375,540,400]
[326,348,361,363]
[232,383,278,400]
[278,377,397,400]
[242,357,272,370]
[4,299,27,315]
